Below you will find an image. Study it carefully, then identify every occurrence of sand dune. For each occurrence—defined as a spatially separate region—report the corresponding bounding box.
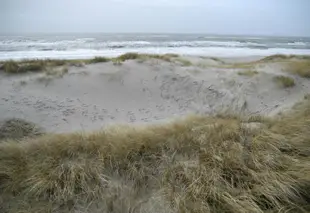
[0,55,309,133]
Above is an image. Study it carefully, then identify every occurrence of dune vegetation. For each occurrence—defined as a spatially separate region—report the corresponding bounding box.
[89,56,110,63]
[258,55,310,79]
[237,69,259,77]
[0,97,310,213]
[218,54,310,73]
[0,53,180,74]
[174,58,193,66]
[259,55,310,78]
[273,75,296,88]
[0,118,43,140]
[1,59,79,74]
[259,54,310,62]
[2,54,310,78]
[285,60,310,78]
[116,52,179,62]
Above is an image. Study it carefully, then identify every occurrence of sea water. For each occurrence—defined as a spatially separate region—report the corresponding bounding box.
[1,33,310,60]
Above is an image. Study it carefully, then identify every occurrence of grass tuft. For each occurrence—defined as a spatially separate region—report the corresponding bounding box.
[304,94,310,100]
[285,60,310,78]
[258,55,310,78]
[238,69,259,77]
[261,54,310,62]
[175,58,192,66]
[273,75,295,88]
[146,54,174,62]
[164,53,179,58]
[117,53,140,61]
[3,61,19,73]
[19,63,44,72]
[19,80,27,86]
[117,53,179,62]
[0,118,43,140]
[113,60,123,66]
[89,57,110,63]
[260,54,294,62]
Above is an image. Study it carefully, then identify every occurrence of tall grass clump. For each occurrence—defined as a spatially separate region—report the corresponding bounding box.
[0,118,43,140]
[3,61,19,73]
[117,52,140,61]
[259,55,310,78]
[19,63,44,72]
[273,75,295,88]
[89,56,110,63]
[1,99,310,212]
[2,60,44,73]
[261,54,310,62]
[116,53,179,62]
[148,53,179,62]
[285,60,310,78]
[238,69,259,77]
[260,54,294,62]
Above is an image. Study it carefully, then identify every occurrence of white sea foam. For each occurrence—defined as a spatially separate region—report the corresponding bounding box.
[1,47,310,61]
[286,41,307,46]
[0,34,309,60]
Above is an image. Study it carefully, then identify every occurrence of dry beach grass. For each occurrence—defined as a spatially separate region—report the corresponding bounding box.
[237,70,259,77]
[1,53,310,78]
[1,99,310,213]
[273,75,296,88]
[0,53,180,74]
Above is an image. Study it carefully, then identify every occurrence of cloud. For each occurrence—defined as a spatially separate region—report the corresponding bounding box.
[1,0,309,36]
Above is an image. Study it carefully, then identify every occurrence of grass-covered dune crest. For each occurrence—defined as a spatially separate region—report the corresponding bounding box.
[1,99,310,213]
[0,53,181,74]
[1,54,310,83]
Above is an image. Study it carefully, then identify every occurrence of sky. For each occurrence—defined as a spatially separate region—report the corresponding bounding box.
[1,0,310,36]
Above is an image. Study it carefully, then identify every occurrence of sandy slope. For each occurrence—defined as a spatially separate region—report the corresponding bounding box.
[0,56,309,133]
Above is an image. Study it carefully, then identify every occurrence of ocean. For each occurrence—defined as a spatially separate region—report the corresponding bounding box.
[1,34,310,60]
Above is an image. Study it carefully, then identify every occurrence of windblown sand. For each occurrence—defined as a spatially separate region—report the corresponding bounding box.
[0,56,309,133]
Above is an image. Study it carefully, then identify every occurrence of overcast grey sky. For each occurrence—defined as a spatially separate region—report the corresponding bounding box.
[1,0,310,36]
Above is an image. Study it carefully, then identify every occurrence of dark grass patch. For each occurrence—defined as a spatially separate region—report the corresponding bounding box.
[285,60,310,78]
[117,53,140,61]
[238,70,259,77]
[3,61,47,73]
[261,54,310,62]
[0,118,44,140]
[3,61,19,73]
[273,75,295,88]
[89,57,110,63]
